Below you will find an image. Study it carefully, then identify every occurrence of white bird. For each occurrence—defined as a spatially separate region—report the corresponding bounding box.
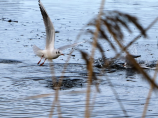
[33,0,84,66]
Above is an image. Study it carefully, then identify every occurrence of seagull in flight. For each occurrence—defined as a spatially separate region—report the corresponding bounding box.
[33,0,84,66]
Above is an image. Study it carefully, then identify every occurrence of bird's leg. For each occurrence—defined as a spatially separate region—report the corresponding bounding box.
[37,55,44,64]
[40,58,47,66]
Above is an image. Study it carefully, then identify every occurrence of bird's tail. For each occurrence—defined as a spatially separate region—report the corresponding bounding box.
[33,45,43,57]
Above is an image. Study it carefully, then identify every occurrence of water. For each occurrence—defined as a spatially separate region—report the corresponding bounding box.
[0,0,158,117]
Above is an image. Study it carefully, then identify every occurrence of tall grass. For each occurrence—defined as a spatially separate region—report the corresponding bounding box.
[27,0,158,118]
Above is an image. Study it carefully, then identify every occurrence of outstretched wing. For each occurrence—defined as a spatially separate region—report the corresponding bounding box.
[39,0,55,50]
[33,45,43,57]
[58,41,85,51]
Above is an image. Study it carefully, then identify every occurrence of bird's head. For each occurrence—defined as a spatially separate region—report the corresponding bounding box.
[55,49,64,56]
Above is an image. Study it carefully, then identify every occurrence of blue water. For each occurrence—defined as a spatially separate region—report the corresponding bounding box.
[0,0,158,117]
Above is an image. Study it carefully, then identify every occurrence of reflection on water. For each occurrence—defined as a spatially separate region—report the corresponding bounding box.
[126,68,137,77]
[0,0,158,117]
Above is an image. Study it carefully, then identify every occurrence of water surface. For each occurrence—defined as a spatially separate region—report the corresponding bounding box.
[0,0,158,117]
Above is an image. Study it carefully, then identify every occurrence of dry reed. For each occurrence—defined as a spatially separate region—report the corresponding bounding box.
[25,1,158,118]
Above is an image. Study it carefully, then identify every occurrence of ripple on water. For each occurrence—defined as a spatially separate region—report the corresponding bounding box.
[1,0,158,118]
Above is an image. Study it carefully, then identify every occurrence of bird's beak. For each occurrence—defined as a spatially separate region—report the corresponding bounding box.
[61,54,64,55]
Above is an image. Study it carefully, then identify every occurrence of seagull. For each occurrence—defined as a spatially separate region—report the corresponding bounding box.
[33,0,84,66]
